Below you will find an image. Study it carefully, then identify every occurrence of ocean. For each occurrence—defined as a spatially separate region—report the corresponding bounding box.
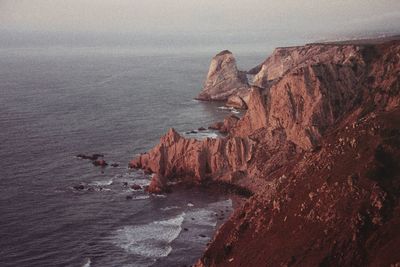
[0,45,265,266]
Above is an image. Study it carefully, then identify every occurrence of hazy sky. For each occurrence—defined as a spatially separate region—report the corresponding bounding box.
[1,0,399,34]
[0,0,399,50]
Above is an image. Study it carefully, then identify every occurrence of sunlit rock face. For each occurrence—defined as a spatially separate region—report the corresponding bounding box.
[196,50,249,105]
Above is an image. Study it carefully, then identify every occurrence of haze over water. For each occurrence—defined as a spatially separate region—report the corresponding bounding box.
[1,1,399,266]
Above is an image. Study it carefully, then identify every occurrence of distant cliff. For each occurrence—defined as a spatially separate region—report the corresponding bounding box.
[131,38,400,266]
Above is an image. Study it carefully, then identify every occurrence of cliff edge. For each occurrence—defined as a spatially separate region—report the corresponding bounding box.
[131,37,400,266]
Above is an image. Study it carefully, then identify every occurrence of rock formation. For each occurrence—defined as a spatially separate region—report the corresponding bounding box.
[196,108,400,267]
[131,37,400,266]
[130,128,261,192]
[196,50,250,108]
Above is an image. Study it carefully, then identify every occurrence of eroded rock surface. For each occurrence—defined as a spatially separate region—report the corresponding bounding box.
[131,38,400,267]
[196,50,250,104]
[130,128,259,192]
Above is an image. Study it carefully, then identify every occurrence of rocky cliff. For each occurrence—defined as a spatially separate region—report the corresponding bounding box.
[196,50,250,109]
[131,38,400,266]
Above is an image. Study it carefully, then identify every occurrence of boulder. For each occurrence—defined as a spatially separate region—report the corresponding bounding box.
[92,159,108,167]
[130,184,142,190]
[76,153,104,161]
[73,184,85,190]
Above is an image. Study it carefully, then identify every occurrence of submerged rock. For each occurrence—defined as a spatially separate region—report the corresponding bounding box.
[130,184,142,190]
[76,153,104,161]
[73,184,85,191]
[92,159,108,167]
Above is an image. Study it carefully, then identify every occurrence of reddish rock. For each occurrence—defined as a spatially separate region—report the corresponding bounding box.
[130,184,142,190]
[226,95,247,109]
[76,153,104,161]
[132,38,400,266]
[92,159,107,167]
[130,128,256,192]
[145,174,166,194]
[196,50,249,102]
[208,121,224,131]
[208,115,240,134]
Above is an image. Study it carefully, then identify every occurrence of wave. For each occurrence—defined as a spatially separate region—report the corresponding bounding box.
[160,206,180,211]
[89,179,113,186]
[182,131,219,140]
[185,209,217,227]
[217,106,241,114]
[82,258,91,267]
[111,213,185,259]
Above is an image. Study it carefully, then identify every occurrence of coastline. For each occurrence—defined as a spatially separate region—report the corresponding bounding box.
[130,35,400,266]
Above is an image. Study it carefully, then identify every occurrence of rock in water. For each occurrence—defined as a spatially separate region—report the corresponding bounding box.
[92,159,108,167]
[130,184,142,190]
[196,50,249,102]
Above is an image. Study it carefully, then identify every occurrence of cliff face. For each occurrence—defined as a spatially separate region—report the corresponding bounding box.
[131,38,400,266]
[196,50,250,108]
[233,44,372,149]
[253,44,368,88]
[130,128,260,192]
[196,108,400,267]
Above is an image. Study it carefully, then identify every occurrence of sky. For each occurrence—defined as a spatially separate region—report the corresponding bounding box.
[0,0,399,47]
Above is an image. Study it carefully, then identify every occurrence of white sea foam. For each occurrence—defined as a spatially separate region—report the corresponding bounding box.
[133,195,150,200]
[112,213,185,258]
[90,179,113,186]
[217,106,241,114]
[130,179,151,187]
[208,199,233,209]
[82,258,91,267]
[160,206,180,211]
[183,131,219,140]
[185,209,217,227]
[185,199,233,227]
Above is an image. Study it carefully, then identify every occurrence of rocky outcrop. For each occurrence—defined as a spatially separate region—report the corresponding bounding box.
[209,115,240,134]
[131,37,400,266]
[132,39,400,192]
[253,44,369,88]
[196,107,400,267]
[232,44,376,149]
[196,50,250,106]
[130,128,259,192]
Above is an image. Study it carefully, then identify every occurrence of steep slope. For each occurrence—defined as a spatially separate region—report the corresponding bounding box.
[194,39,400,267]
[130,38,400,265]
[196,107,400,267]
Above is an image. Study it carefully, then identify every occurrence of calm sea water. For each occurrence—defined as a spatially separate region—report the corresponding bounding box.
[0,46,264,267]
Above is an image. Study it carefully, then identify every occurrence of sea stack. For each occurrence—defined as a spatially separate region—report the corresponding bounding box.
[132,38,400,266]
[196,50,250,109]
